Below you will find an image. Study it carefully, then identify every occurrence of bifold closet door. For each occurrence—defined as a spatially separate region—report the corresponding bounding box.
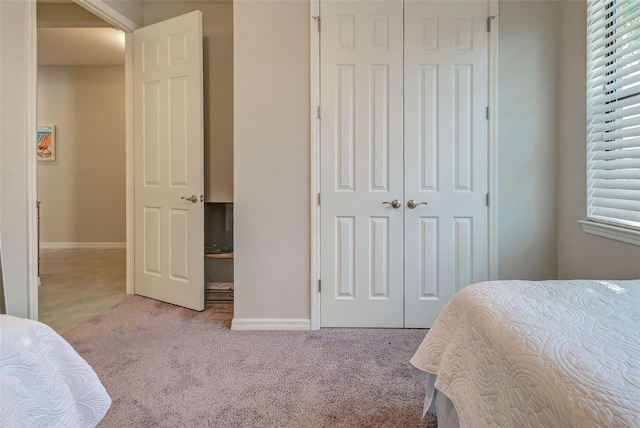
[403,1,489,328]
[320,1,405,327]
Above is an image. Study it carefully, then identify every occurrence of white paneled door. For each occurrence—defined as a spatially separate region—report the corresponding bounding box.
[320,1,489,328]
[133,12,205,311]
[320,1,405,327]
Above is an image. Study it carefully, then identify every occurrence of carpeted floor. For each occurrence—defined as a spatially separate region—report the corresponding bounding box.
[63,296,436,428]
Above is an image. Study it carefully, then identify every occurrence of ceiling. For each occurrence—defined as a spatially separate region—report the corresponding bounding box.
[38,27,125,66]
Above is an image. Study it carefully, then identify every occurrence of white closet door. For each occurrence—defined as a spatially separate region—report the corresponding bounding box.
[320,0,489,328]
[320,1,405,327]
[404,1,489,328]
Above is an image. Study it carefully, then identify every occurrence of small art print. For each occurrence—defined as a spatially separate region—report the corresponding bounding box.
[37,125,56,161]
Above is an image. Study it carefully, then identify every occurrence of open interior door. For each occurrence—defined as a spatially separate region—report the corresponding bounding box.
[133,11,204,311]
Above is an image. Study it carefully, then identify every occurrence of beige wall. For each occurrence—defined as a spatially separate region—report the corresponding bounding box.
[144,1,234,202]
[497,1,559,280]
[1,0,37,318]
[234,1,311,321]
[37,66,126,244]
[1,0,637,323]
[235,1,569,322]
[232,0,640,323]
[37,3,108,27]
[557,1,640,279]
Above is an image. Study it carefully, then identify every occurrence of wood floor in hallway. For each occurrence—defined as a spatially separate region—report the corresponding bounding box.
[38,248,130,334]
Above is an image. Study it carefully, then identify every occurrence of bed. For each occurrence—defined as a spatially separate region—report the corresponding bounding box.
[0,314,111,427]
[410,279,640,428]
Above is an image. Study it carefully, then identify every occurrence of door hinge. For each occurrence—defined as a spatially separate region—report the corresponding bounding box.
[313,15,321,32]
[317,105,322,120]
[317,193,321,206]
[487,15,496,32]
[318,279,322,292]
[486,106,490,120]
[486,193,490,206]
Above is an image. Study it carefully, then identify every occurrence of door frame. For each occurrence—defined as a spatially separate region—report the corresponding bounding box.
[27,1,139,319]
[9,0,39,319]
[309,0,500,330]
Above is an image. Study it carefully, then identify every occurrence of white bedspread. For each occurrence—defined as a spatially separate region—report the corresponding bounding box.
[410,279,640,428]
[0,315,111,427]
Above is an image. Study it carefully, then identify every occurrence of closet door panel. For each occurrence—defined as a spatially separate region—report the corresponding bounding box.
[320,0,404,327]
[404,1,489,328]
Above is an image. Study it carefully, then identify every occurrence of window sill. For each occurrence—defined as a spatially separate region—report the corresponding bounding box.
[579,220,640,247]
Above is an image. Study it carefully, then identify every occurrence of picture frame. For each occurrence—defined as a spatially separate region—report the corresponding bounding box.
[37,125,56,161]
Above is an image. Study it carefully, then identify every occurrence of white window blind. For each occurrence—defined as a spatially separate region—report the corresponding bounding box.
[587,0,640,231]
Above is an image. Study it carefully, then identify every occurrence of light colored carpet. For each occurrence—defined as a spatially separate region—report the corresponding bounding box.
[63,296,437,428]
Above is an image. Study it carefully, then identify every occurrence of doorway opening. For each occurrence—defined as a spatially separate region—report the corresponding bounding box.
[36,2,128,333]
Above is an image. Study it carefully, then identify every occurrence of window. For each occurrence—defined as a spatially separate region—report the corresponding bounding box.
[585,0,640,244]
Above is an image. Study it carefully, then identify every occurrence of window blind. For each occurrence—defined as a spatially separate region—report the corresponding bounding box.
[587,0,640,230]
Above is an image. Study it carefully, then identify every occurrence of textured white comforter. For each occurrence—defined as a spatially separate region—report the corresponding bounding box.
[0,315,111,427]
[410,279,640,428]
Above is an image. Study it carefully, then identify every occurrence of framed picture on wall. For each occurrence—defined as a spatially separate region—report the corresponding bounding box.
[37,125,56,161]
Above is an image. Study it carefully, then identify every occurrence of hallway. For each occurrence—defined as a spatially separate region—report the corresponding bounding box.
[38,248,129,333]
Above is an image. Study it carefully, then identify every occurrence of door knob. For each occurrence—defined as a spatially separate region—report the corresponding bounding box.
[181,194,198,203]
[382,199,401,209]
[407,199,428,209]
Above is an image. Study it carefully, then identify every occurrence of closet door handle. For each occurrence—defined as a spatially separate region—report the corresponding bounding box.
[181,194,198,203]
[407,199,428,209]
[382,199,401,209]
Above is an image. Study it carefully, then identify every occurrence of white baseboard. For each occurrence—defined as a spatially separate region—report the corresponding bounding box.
[231,318,311,331]
[40,242,126,250]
